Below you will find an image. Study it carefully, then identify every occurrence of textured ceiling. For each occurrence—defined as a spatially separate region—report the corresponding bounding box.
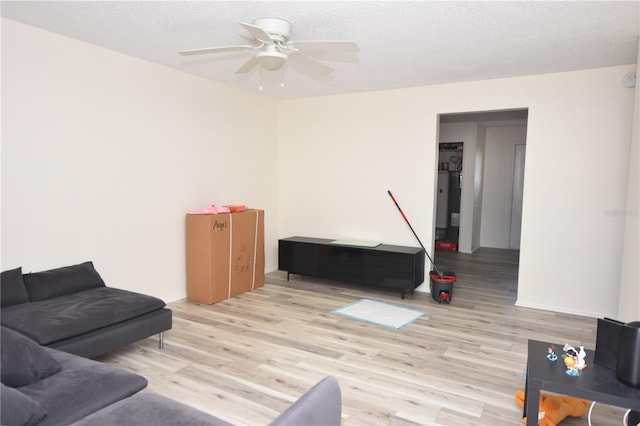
[2,1,639,99]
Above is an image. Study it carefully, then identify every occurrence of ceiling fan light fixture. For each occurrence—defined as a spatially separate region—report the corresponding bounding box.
[179,16,359,85]
[255,50,287,71]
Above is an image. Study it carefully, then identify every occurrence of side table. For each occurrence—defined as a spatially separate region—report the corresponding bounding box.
[524,339,640,425]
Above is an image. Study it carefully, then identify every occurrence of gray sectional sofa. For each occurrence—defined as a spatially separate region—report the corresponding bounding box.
[0,326,343,426]
[0,262,172,358]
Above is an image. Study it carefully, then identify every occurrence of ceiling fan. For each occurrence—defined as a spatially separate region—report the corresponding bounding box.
[178,17,359,76]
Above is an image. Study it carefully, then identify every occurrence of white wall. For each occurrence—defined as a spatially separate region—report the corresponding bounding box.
[2,19,636,319]
[480,126,528,249]
[472,125,487,252]
[1,19,279,302]
[278,66,636,317]
[618,38,640,323]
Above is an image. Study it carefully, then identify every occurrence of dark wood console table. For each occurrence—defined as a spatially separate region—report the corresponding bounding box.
[524,339,640,425]
[278,236,425,298]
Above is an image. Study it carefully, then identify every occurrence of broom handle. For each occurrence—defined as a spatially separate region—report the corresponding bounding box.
[387,190,443,277]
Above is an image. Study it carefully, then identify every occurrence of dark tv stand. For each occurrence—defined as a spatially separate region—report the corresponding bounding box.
[278,236,425,298]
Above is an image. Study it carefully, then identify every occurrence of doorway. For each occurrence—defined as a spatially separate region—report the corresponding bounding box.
[434,109,528,296]
[435,142,463,252]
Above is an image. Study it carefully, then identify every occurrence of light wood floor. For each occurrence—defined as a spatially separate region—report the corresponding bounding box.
[98,248,629,425]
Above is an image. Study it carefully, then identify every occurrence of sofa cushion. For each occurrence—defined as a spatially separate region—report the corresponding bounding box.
[23,261,106,302]
[19,347,148,426]
[0,326,62,388]
[0,383,48,426]
[269,376,342,426]
[1,267,29,307]
[1,287,166,346]
[70,392,233,426]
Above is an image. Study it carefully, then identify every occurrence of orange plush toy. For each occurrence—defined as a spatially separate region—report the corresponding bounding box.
[515,390,591,426]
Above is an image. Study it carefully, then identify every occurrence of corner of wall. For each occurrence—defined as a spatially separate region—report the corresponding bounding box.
[617,37,640,322]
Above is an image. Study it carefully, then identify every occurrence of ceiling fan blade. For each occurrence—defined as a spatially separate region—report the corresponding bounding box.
[289,40,359,52]
[178,45,253,56]
[234,56,259,74]
[239,22,272,44]
[288,52,334,75]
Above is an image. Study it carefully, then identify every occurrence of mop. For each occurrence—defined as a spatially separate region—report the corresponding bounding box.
[387,190,457,303]
[387,190,444,276]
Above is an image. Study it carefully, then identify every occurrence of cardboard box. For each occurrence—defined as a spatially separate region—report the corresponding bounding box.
[186,210,265,304]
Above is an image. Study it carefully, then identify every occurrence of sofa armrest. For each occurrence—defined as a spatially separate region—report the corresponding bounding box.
[269,376,342,426]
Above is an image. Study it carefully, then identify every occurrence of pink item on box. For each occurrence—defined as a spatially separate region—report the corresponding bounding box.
[190,205,231,215]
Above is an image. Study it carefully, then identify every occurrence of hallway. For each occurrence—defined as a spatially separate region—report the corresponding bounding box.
[433,247,520,306]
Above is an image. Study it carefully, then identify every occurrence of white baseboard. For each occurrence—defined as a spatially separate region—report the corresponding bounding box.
[515,299,612,319]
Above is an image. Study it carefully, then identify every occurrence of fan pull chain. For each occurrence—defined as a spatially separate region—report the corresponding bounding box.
[259,67,264,91]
